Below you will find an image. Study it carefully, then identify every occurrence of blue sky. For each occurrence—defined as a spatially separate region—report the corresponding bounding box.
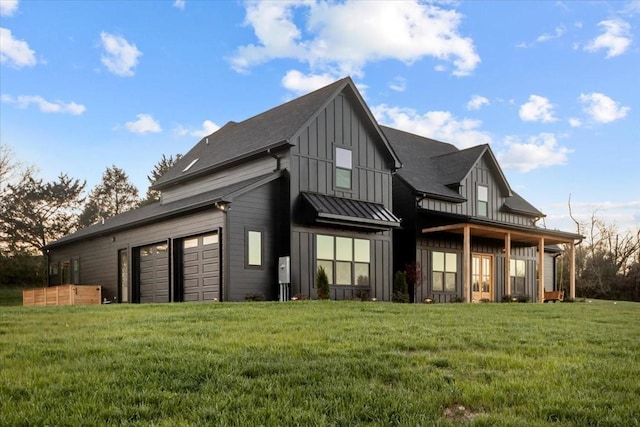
[1,0,638,233]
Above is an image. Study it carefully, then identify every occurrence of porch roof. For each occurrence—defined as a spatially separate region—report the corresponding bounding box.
[302,192,401,231]
[421,220,583,246]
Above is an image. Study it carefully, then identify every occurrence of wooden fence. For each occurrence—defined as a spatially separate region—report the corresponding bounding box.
[23,285,102,306]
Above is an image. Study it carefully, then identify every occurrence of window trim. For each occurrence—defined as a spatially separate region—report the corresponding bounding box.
[316,234,370,287]
[510,259,526,295]
[432,251,458,293]
[246,228,264,269]
[477,184,488,217]
[335,146,353,190]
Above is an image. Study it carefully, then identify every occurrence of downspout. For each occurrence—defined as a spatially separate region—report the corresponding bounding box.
[267,148,281,171]
[216,201,230,301]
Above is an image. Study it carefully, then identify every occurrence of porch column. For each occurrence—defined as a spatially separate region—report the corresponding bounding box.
[569,242,576,299]
[538,237,545,303]
[504,233,511,298]
[463,225,471,302]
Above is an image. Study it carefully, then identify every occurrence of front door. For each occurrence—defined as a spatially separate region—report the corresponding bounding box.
[472,254,493,302]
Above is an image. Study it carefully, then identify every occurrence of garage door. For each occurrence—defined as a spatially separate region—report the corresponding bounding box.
[183,232,220,302]
[139,242,169,303]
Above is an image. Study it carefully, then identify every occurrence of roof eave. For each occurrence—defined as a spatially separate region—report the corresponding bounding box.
[152,141,291,190]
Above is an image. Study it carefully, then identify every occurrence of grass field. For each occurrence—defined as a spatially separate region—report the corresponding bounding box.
[1,301,638,426]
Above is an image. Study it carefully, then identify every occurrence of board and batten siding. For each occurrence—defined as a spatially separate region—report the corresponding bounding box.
[289,93,393,206]
[285,92,396,301]
[419,155,535,226]
[48,209,224,302]
[291,226,392,301]
[226,179,281,301]
[161,156,286,204]
[414,236,539,303]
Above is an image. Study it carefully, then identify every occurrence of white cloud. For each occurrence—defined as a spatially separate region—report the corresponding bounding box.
[568,118,582,127]
[174,120,220,138]
[389,76,407,93]
[0,27,36,68]
[519,95,557,123]
[0,0,19,16]
[579,92,630,123]
[372,104,492,149]
[173,0,185,10]
[231,1,480,77]
[518,25,566,48]
[467,95,489,110]
[1,94,85,115]
[99,32,142,77]
[125,114,161,134]
[497,133,572,172]
[584,19,632,58]
[281,70,338,95]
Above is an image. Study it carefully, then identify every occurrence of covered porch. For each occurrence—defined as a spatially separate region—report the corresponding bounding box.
[421,221,582,303]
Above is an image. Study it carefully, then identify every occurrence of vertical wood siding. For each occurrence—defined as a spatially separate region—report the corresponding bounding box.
[419,155,536,226]
[289,93,393,206]
[287,92,396,301]
[413,236,539,303]
[290,226,392,301]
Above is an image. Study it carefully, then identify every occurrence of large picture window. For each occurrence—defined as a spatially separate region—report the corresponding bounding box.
[510,259,526,295]
[316,235,370,286]
[335,147,352,189]
[432,251,457,292]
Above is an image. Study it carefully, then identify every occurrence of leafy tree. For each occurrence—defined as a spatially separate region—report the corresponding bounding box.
[139,153,182,206]
[0,171,85,255]
[79,165,139,227]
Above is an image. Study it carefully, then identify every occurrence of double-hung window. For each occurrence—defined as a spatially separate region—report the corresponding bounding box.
[335,147,352,189]
[477,185,488,217]
[432,251,457,292]
[316,235,370,286]
[510,259,526,295]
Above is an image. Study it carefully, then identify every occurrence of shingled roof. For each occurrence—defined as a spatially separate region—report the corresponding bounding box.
[154,77,400,190]
[47,172,282,248]
[382,125,544,217]
[380,126,464,202]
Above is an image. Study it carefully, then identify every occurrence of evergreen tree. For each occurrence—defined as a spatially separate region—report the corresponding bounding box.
[139,154,182,206]
[0,171,85,255]
[79,165,139,227]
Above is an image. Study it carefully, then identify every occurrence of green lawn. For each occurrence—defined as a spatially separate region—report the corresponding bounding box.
[1,301,638,426]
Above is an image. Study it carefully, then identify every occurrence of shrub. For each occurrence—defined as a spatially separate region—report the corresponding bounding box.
[517,294,531,303]
[392,271,409,303]
[316,266,330,300]
[449,295,466,303]
[244,292,265,302]
[291,293,308,301]
[354,289,370,301]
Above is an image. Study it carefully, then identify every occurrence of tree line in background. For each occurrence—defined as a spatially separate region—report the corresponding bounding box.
[1,143,639,301]
[0,144,181,286]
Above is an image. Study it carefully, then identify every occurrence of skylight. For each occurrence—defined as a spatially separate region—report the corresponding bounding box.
[182,158,199,172]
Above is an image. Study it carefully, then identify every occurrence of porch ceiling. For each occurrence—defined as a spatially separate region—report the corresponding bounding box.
[421,222,581,246]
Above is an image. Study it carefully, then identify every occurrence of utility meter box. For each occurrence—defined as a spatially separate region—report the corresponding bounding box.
[278,256,290,284]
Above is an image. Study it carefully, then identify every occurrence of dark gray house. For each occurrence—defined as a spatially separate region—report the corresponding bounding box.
[384,127,581,303]
[46,77,401,302]
[46,77,580,303]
